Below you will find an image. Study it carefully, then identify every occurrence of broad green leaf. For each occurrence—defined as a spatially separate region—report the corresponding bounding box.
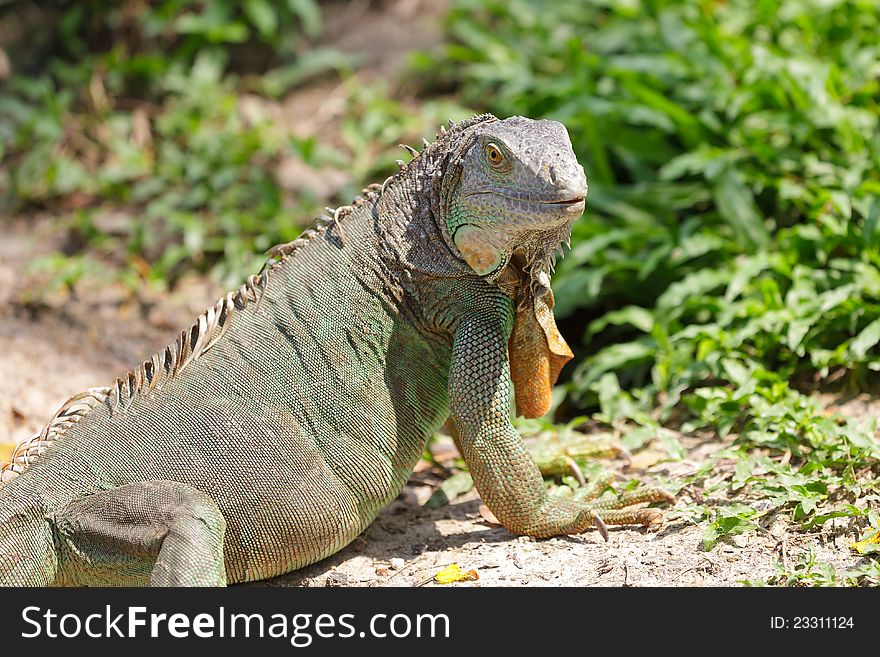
[425,472,474,509]
[849,318,880,360]
[286,0,322,37]
[713,168,770,250]
[244,0,278,39]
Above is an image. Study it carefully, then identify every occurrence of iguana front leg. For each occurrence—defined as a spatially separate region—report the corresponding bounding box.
[449,312,669,538]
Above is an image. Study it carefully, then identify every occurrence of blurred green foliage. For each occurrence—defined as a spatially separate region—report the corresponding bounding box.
[0,0,462,285]
[0,0,337,284]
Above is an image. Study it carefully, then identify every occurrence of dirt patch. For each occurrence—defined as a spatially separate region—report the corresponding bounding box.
[261,428,869,587]
[0,215,223,450]
[257,490,846,588]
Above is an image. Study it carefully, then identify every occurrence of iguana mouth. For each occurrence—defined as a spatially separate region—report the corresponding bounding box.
[544,196,585,206]
[465,190,585,207]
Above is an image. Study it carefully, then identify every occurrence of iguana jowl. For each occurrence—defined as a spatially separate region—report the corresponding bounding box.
[0,114,671,586]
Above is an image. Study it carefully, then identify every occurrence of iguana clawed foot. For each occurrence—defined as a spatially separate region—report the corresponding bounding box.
[574,485,675,541]
[528,430,675,537]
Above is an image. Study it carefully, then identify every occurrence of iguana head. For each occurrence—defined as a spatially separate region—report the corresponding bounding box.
[438,115,588,419]
[440,115,587,280]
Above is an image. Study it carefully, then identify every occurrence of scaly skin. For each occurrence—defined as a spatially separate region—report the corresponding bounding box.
[0,114,672,586]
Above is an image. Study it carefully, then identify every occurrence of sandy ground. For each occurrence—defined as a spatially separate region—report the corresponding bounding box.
[0,215,872,587]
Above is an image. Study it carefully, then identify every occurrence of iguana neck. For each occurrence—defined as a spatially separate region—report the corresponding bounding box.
[376,139,475,281]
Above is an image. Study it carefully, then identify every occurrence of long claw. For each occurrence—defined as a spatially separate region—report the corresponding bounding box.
[593,513,609,541]
[582,487,674,533]
[563,455,586,486]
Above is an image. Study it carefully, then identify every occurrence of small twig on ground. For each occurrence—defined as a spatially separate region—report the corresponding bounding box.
[781,533,790,572]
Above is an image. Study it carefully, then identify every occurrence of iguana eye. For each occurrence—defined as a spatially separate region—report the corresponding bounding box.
[485,143,505,168]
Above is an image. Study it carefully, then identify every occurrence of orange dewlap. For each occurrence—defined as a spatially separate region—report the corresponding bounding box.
[508,289,573,418]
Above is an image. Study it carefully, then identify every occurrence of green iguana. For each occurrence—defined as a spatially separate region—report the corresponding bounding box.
[0,114,672,586]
